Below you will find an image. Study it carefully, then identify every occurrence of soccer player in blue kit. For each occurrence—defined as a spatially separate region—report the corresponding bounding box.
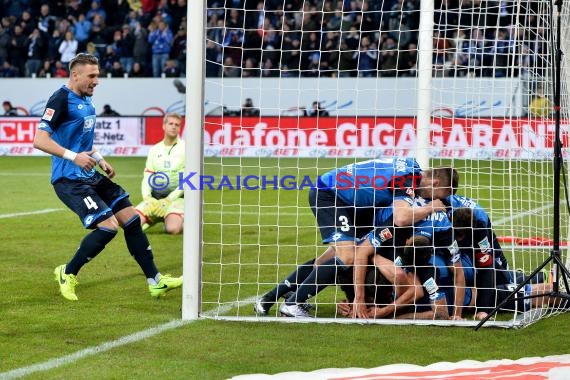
[33,53,182,301]
[358,193,463,319]
[445,195,513,320]
[255,159,453,318]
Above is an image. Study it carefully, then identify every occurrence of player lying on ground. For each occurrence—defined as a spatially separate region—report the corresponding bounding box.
[353,193,466,319]
[431,248,562,318]
[254,158,425,316]
[451,206,567,319]
[445,195,512,319]
[255,165,456,318]
[338,235,450,320]
[259,191,454,319]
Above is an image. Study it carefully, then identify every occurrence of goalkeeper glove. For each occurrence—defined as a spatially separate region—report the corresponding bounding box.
[141,197,159,217]
[153,198,172,218]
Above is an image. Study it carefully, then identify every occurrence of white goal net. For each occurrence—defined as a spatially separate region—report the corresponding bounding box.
[183,0,570,327]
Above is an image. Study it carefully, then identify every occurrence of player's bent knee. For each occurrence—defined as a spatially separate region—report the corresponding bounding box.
[97,216,119,231]
[165,223,183,234]
[115,206,139,226]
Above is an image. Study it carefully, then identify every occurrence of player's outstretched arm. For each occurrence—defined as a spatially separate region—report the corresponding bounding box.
[352,245,373,319]
[33,129,96,171]
[392,199,446,226]
[450,260,466,320]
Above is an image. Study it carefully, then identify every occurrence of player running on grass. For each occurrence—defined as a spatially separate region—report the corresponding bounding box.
[33,53,182,301]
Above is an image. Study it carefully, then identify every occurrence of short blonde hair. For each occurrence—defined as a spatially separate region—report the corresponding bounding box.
[163,112,182,125]
[69,53,99,71]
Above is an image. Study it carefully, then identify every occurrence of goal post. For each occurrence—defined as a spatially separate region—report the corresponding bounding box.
[182,0,205,321]
[183,0,570,327]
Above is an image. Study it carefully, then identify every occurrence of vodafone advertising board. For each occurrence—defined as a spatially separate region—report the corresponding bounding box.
[1,116,566,159]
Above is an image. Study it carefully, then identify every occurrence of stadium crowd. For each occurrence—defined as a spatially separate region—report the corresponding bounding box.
[0,0,548,78]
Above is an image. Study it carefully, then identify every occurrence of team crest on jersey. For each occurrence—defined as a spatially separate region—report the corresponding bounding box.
[379,228,392,242]
[42,108,55,121]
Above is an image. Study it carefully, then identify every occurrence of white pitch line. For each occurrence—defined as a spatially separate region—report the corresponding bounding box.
[492,202,558,226]
[0,320,188,380]
[0,208,64,219]
[0,298,257,380]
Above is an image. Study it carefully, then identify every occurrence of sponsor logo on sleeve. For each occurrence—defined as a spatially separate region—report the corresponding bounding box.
[379,228,393,242]
[478,236,490,253]
[448,240,461,262]
[42,108,55,121]
[423,277,440,300]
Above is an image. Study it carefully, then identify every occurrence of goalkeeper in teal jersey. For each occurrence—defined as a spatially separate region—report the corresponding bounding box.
[136,113,185,234]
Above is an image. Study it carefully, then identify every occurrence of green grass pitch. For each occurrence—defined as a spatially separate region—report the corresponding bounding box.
[1,156,569,379]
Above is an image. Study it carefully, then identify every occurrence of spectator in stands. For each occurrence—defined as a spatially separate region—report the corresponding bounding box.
[170,23,186,74]
[110,60,125,77]
[0,20,10,67]
[88,14,109,57]
[241,58,259,78]
[86,0,107,23]
[355,35,378,77]
[37,4,57,34]
[124,10,140,31]
[379,37,399,77]
[37,59,54,78]
[10,24,27,76]
[100,104,121,116]
[66,0,83,20]
[262,58,279,78]
[0,61,18,77]
[101,45,119,75]
[166,0,187,33]
[69,14,92,52]
[25,28,44,77]
[163,59,180,77]
[53,61,68,77]
[18,10,35,36]
[59,31,79,68]
[241,98,260,117]
[205,39,221,77]
[129,61,146,77]
[133,21,149,66]
[106,0,131,27]
[148,20,173,77]
[3,101,18,116]
[304,101,329,117]
[84,41,100,59]
[397,42,418,77]
[114,27,135,73]
[222,56,240,77]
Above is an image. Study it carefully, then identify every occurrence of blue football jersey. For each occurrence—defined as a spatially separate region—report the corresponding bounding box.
[445,194,490,227]
[38,85,97,183]
[319,157,421,207]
